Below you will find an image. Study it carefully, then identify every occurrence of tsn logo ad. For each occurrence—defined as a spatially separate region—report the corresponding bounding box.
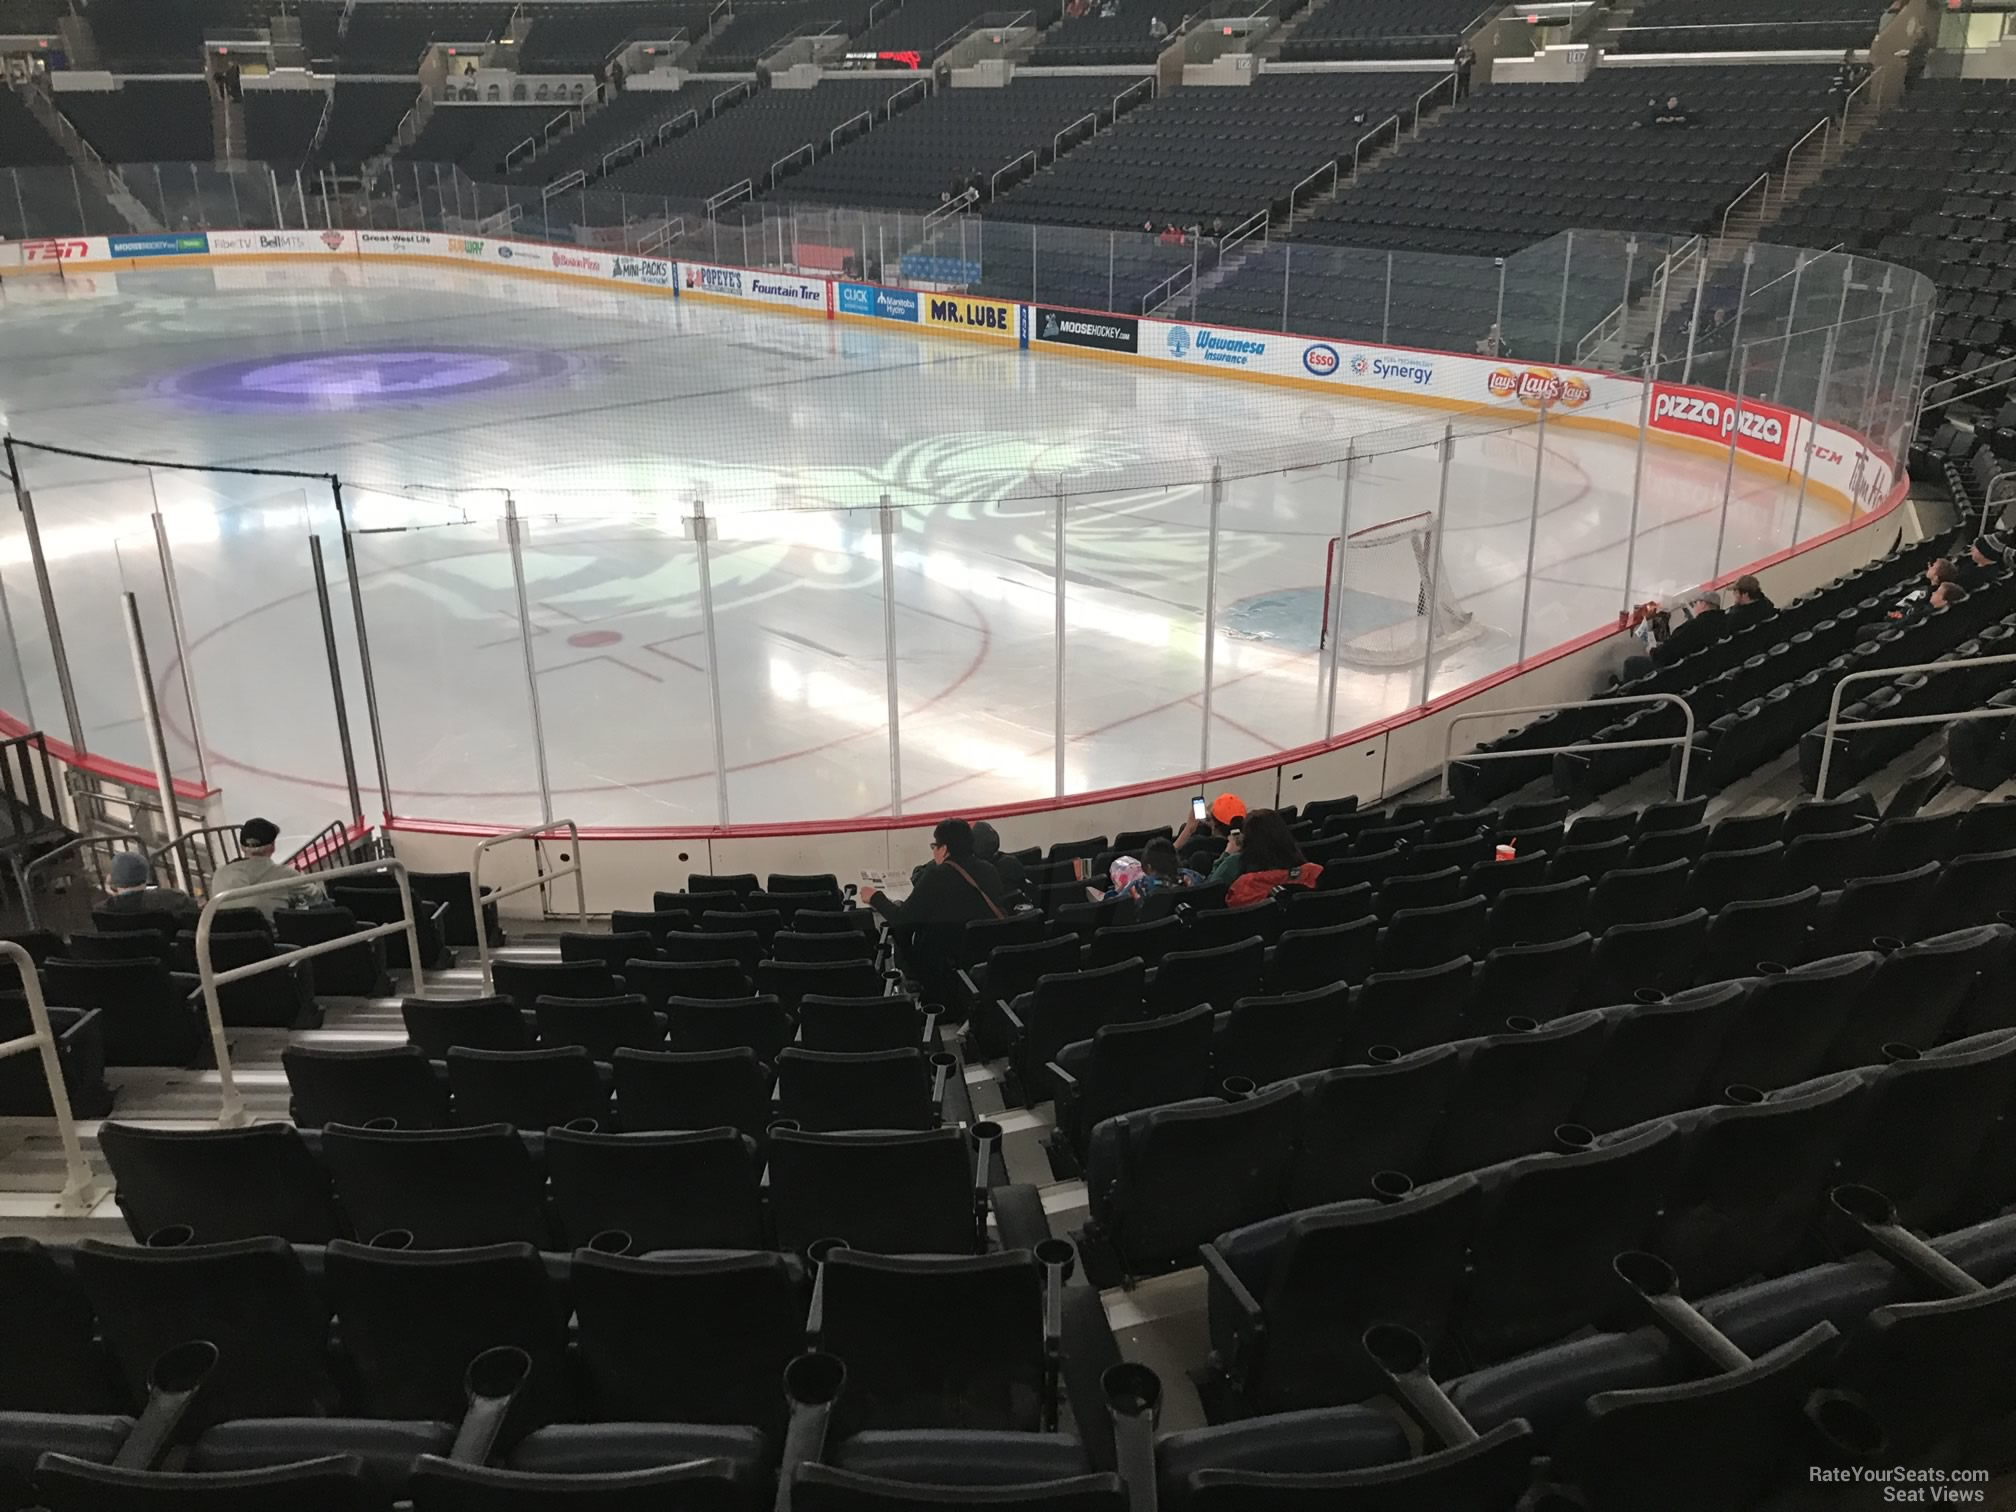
[1649,382,1793,464]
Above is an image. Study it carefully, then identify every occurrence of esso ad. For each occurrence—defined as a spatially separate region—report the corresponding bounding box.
[1649,382,1793,464]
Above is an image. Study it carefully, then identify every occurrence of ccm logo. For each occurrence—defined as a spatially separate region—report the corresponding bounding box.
[24,239,87,261]
[1814,445,1845,465]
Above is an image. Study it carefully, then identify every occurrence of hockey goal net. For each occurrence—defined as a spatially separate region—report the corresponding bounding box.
[1320,511,1481,667]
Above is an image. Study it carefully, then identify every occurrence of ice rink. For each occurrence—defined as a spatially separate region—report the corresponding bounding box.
[0,259,1847,833]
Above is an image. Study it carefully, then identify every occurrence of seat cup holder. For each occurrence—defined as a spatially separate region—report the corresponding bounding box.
[767,1117,802,1137]
[1881,1042,1921,1064]
[1757,960,1789,977]
[1367,1044,1402,1064]
[361,1116,399,1131]
[563,1118,600,1134]
[1722,1084,1765,1106]
[588,1229,633,1256]
[144,1224,194,1249]
[1220,1076,1255,1102]
[369,1228,415,1250]
[1632,988,1667,1006]
[1553,1123,1595,1153]
[1871,935,1905,956]
[1370,1170,1414,1203]
[1504,1015,1540,1033]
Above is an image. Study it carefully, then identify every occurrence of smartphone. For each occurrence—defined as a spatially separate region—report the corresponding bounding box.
[1191,796,1209,823]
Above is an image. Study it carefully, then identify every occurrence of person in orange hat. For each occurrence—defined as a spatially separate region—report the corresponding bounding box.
[1174,791,1246,880]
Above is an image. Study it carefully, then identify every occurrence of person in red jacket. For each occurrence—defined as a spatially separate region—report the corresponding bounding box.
[1224,809,1323,906]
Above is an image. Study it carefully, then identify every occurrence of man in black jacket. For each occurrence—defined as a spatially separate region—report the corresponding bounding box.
[863,819,1008,1009]
[1650,591,1728,667]
[1725,575,1776,634]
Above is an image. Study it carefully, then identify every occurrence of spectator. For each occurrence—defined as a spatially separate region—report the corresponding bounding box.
[225,60,242,102]
[1159,223,1185,245]
[970,820,1025,901]
[1726,574,1776,633]
[862,818,1008,1006]
[99,850,201,925]
[609,60,625,92]
[1097,0,1118,17]
[1476,322,1503,357]
[210,818,328,917]
[1176,791,1246,864]
[1091,838,1200,905]
[1831,49,1866,100]
[1955,533,2006,588]
[1619,591,1725,680]
[1223,810,1323,906]
[1148,13,1167,39]
[1868,580,1969,637]
[1454,40,1475,101]
[1648,93,1694,127]
[1651,590,1726,666]
[1141,218,1155,235]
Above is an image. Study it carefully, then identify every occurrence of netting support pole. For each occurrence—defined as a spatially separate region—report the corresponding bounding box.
[503,495,555,826]
[330,478,395,820]
[1417,427,1455,711]
[122,592,190,892]
[1189,234,1200,320]
[1493,257,1506,356]
[1554,229,1573,364]
[1053,483,1068,798]
[1772,253,1807,404]
[1793,272,1850,545]
[877,495,904,817]
[1109,231,1116,313]
[1517,402,1547,664]
[4,438,86,755]
[1382,251,1392,345]
[309,536,365,827]
[1647,236,1668,377]
[1711,248,1757,579]
[1681,245,1708,384]
[1620,360,1655,614]
[1323,443,1355,739]
[1280,242,1290,332]
[1618,238,1638,374]
[1861,270,1895,444]
[687,502,734,825]
[148,495,209,791]
[1198,464,1224,777]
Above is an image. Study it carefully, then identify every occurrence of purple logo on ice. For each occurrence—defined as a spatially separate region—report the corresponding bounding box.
[158,346,578,412]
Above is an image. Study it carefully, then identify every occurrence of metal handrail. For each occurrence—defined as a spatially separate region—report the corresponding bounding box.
[924,187,977,232]
[1113,76,1156,120]
[769,143,814,189]
[1815,652,2016,800]
[1217,207,1269,259]
[1982,468,2016,536]
[866,0,901,24]
[1349,113,1401,183]
[1719,172,1769,240]
[1440,694,1699,799]
[887,75,930,117]
[989,152,1034,201]
[1920,355,2016,419]
[1410,71,1456,136]
[470,820,588,990]
[153,822,246,897]
[828,110,872,151]
[707,179,753,215]
[639,216,686,254]
[711,81,755,116]
[197,858,426,1126]
[504,134,538,170]
[0,941,107,1214]
[601,138,643,175]
[1053,110,1096,162]
[1780,116,1831,201]
[1577,234,1703,366]
[1284,159,1338,232]
[541,107,574,144]
[656,108,699,144]
[13,834,144,931]
[542,169,586,204]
